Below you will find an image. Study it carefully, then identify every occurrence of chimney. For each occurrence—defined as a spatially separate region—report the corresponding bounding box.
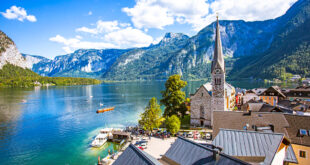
[212,146,223,161]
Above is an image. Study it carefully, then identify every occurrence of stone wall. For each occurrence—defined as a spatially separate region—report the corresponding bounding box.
[190,86,212,127]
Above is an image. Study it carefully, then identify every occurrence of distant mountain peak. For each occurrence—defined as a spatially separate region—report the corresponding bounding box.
[159,32,189,45]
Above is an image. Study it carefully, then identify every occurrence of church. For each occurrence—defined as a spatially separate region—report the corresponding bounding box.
[190,17,235,127]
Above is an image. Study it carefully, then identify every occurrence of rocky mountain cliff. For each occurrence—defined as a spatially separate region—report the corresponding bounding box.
[2,0,309,80]
[0,31,27,69]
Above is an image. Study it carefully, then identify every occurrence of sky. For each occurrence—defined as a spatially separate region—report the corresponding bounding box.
[0,0,298,59]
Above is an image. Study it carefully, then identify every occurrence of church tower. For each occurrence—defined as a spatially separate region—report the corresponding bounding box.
[211,16,226,112]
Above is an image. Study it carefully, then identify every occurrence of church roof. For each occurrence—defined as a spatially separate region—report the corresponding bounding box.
[202,82,235,96]
[211,17,225,73]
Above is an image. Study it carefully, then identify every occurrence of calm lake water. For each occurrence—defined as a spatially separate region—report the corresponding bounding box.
[0,80,297,165]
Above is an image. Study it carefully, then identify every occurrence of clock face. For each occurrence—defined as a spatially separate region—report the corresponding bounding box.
[215,69,221,74]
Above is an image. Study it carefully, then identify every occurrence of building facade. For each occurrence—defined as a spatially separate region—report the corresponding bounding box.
[190,17,235,127]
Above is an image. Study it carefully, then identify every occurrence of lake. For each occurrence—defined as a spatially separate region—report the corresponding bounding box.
[0,80,296,165]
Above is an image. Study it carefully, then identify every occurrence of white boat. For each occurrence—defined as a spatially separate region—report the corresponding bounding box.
[91,133,108,147]
[91,128,112,147]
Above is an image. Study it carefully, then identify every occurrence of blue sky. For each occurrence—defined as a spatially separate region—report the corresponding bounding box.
[0,0,297,59]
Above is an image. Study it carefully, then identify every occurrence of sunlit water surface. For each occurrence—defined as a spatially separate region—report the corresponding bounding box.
[0,80,297,165]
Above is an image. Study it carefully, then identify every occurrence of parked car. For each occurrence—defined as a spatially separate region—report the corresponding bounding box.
[187,132,193,138]
[140,142,147,149]
[205,133,212,140]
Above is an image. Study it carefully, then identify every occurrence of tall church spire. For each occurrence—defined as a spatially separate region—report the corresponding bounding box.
[211,16,225,73]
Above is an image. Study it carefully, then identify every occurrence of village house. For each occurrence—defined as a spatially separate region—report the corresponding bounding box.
[259,86,286,106]
[212,111,310,165]
[285,87,310,101]
[190,17,235,127]
[213,129,297,164]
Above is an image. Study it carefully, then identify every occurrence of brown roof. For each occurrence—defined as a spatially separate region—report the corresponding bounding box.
[212,111,310,146]
[283,114,310,146]
[259,86,286,98]
[212,111,289,139]
[285,89,310,98]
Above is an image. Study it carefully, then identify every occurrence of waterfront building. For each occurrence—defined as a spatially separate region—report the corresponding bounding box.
[190,17,235,127]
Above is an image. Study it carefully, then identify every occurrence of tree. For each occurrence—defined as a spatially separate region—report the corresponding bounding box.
[160,74,187,117]
[166,115,181,135]
[139,97,164,131]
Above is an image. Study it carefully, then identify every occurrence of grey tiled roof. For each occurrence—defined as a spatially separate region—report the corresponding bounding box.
[213,129,298,164]
[113,144,161,165]
[163,137,249,165]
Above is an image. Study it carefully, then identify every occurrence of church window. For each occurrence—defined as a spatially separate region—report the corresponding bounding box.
[200,106,204,118]
[201,92,203,97]
[215,78,221,85]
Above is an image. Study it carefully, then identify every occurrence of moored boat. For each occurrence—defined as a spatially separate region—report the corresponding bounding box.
[96,107,114,113]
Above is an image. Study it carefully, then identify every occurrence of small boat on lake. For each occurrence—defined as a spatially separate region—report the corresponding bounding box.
[96,107,114,113]
[91,128,112,148]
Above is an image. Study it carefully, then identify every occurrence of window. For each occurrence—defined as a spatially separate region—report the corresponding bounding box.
[200,106,204,119]
[300,150,307,158]
[299,129,308,136]
[215,78,221,85]
[201,93,203,97]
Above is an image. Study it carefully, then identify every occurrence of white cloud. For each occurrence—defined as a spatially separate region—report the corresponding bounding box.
[104,27,154,47]
[51,21,155,53]
[122,0,297,31]
[0,6,37,22]
[88,11,92,15]
[49,35,117,53]
[76,20,120,34]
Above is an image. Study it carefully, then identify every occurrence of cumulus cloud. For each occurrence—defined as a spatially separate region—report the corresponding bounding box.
[122,0,297,31]
[51,20,155,53]
[88,11,92,15]
[49,35,117,53]
[76,20,120,34]
[0,6,37,22]
[104,27,154,47]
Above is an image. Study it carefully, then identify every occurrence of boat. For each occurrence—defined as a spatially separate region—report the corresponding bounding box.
[96,107,114,113]
[91,133,108,147]
[91,128,112,147]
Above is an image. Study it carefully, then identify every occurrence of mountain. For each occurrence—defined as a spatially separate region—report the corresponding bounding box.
[102,20,277,80]
[31,49,131,78]
[5,0,310,81]
[103,0,310,81]
[0,31,101,88]
[230,0,310,80]
[0,30,27,69]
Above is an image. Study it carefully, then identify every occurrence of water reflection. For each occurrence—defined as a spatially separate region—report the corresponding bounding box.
[0,80,297,165]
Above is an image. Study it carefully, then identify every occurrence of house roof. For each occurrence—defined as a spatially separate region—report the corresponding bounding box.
[250,88,266,95]
[285,89,310,98]
[162,137,249,165]
[259,86,286,98]
[212,111,290,139]
[212,129,297,164]
[113,144,161,165]
[283,114,310,146]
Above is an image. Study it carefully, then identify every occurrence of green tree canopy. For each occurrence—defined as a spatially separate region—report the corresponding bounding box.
[138,97,164,131]
[166,115,181,135]
[160,74,187,117]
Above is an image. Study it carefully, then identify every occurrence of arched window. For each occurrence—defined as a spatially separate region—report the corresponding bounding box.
[215,78,221,85]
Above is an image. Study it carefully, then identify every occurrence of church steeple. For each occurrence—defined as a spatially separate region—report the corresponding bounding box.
[211,16,225,73]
